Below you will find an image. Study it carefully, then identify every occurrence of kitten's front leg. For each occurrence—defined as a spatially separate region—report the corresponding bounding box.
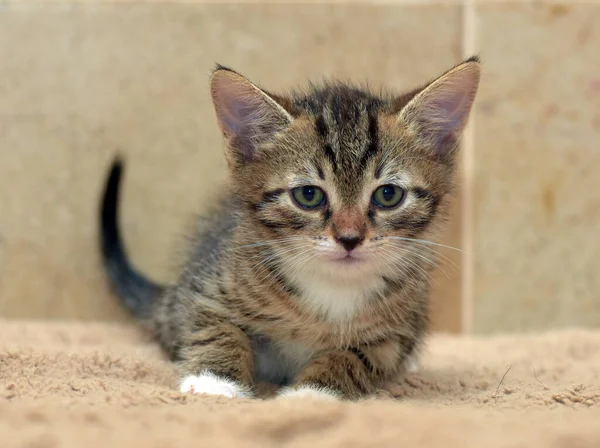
[177,323,254,399]
[278,350,370,400]
[278,338,416,401]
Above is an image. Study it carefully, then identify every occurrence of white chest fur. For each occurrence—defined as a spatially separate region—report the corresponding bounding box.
[294,273,386,322]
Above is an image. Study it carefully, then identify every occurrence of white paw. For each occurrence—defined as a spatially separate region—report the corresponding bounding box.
[179,371,248,398]
[404,355,419,373]
[277,385,340,401]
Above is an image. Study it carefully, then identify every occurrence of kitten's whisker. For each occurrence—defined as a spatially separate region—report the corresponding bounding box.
[396,241,460,270]
[246,243,307,264]
[387,240,459,273]
[386,242,457,275]
[202,236,314,265]
[402,258,437,287]
[252,248,316,291]
[276,247,316,273]
[379,246,437,286]
[378,247,419,283]
[285,252,317,274]
[251,245,315,281]
[385,236,464,253]
[386,242,439,264]
[385,244,443,270]
[379,247,427,286]
[237,237,312,250]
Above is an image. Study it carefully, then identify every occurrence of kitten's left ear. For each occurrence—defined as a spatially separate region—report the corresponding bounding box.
[210,66,294,166]
[398,57,481,156]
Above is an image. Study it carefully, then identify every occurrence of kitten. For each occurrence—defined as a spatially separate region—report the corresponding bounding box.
[100,57,480,400]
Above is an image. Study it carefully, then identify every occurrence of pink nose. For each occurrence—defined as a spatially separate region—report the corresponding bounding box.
[332,211,365,251]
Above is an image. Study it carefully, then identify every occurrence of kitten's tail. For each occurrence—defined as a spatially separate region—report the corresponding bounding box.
[99,157,165,318]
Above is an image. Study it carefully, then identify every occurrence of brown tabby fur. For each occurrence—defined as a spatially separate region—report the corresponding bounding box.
[103,57,480,400]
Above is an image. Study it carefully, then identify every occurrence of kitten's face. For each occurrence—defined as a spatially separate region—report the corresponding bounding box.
[210,60,479,284]
[241,112,453,283]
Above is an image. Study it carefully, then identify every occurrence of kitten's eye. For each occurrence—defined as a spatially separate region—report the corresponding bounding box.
[372,185,405,209]
[291,186,326,209]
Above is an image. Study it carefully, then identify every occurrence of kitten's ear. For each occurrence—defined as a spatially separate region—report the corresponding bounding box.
[398,57,480,156]
[210,66,293,165]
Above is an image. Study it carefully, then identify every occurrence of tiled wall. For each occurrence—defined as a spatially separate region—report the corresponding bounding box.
[1,1,598,334]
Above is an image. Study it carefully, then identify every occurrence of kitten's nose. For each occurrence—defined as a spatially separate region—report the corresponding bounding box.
[331,211,365,252]
[335,235,364,252]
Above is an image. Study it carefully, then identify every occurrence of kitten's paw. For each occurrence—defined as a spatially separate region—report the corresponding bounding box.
[179,371,248,398]
[404,355,419,373]
[277,385,340,401]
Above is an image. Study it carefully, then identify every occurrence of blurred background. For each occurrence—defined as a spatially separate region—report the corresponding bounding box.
[1,1,598,335]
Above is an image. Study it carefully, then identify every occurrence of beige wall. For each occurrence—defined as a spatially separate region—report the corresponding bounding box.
[1,1,598,334]
[472,3,600,333]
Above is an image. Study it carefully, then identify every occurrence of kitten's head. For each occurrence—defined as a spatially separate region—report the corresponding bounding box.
[209,59,480,284]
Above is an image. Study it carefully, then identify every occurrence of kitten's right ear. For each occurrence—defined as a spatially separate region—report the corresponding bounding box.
[210,66,293,166]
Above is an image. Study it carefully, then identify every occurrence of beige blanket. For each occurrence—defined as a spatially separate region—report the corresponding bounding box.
[1,319,600,447]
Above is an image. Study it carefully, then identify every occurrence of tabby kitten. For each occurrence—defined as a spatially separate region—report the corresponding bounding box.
[100,57,480,400]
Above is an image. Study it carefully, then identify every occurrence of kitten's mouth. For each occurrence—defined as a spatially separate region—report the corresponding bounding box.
[330,254,364,265]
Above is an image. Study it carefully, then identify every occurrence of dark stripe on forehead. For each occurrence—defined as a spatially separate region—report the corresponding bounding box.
[331,98,341,125]
[316,165,325,180]
[374,162,384,179]
[358,109,380,171]
[314,112,338,171]
[315,113,328,138]
[323,143,337,169]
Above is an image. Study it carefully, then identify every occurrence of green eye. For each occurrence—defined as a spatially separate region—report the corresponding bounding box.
[372,185,405,209]
[292,186,326,209]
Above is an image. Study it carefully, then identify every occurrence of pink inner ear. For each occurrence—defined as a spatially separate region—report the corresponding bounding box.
[431,91,469,132]
[212,77,258,137]
[211,71,292,162]
[410,63,479,146]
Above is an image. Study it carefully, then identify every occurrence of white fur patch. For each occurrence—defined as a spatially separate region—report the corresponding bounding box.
[277,385,340,401]
[179,371,248,398]
[294,273,386,321]
[404,355,419,373]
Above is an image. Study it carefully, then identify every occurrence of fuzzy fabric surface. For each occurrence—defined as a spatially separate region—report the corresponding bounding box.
[1,319,600,447]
